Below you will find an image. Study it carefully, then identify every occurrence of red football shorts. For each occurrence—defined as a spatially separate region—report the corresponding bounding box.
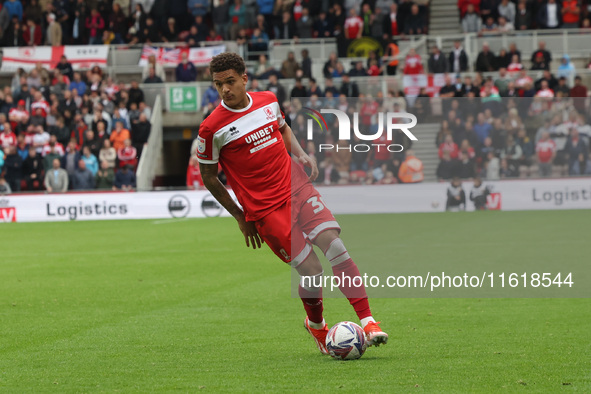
[254,183,340,267]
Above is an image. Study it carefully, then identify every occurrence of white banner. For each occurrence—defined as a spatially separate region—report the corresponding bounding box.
[138,45,225,67]
[1,46,109,71]
[0,190,234,223]
[1,178,590,223]
[317,178,591,214]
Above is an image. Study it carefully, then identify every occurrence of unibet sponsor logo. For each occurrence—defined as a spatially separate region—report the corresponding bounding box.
[245,125,278,153]
[46,202,128,220]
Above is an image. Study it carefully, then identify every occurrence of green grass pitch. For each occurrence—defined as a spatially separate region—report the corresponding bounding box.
[1,211,590,392]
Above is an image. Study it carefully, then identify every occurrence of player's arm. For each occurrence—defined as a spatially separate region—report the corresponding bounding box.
[199,162,262,250]
[279,122,319,181]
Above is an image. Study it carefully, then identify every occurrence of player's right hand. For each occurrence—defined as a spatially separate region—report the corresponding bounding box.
[237,216,262,250]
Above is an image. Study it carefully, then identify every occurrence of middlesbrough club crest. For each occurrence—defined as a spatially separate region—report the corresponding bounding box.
[264,106,274,121]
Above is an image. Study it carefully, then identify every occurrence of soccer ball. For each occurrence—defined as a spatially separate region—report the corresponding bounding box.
[325,321,367,360]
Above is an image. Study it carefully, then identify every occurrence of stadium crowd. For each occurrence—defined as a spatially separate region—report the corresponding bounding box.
[460,0,591,33]
[0,0,430,47]
[0,60,151,193]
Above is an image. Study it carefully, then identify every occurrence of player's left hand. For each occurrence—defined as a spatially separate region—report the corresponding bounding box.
[238,216,263,250]
[299,154,318,182]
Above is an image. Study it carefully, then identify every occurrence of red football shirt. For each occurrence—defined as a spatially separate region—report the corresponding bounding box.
[197,91,290,221]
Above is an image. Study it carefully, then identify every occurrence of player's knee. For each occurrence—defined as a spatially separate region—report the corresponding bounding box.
[294,248,323,276]
[299,271,324,292]
[324,238,351,267]
[315,229,340,252]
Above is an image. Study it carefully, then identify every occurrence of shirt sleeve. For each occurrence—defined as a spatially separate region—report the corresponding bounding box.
[275,101,286,128]
[196,124,219,164]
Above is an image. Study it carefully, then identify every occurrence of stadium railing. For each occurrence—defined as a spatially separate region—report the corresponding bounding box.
[136,94,163,191]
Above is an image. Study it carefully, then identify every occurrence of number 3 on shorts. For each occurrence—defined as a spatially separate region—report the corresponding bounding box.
[306,196,326,214]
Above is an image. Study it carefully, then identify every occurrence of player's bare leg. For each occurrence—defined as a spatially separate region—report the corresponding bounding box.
[314,229,388,347]
[295,250,329,355]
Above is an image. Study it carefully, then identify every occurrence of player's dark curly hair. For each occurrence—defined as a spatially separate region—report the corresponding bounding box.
[210,52,246,76]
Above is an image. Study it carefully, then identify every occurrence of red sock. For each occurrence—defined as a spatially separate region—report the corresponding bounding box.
[332,258,372,320]
[298,285,324,324]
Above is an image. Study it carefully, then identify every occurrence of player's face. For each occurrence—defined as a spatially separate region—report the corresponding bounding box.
[212,69,249,109]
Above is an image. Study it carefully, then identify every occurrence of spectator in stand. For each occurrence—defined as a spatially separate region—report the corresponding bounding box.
[348,61,368,77]
[113,164,136,190]
[110,121,131,151]
[248,28,268,57]
[428,47,447,74]
[95,160,115,189]
[266,74,286,106]
[161,18,179,43]
[557,54,575,81]
[81,145,98,176]
[99,139,116,169]
[481,16,498,34]
[314,11,333,38]
[4,0,22,22]
[0,123,17,149]
[462,4,483,33]
[228,0,246,40]
[449,41,469,73]
[480,0,500,21]
[211,0,230,39]
[565,129,588,174]
[201,84,219,115]
[536,131,556,176]
[474,113,493,145]
[139,16,162,44]
[398,150,424,183]
[117,138,138,169]
[186,157,203,189]
[46,13,62,46]
[296,7,313,38]
[344,8,363,39]
[185,25,200,47]
[3,146,22,192]
[340,74,360,98]
[507,54,524,73]
[55,56,74,81]
[403,48,424,75]
[143,67,163,84]
[71,159,95,190]
[290,78,307,98]
[570,76,587,114]
[128,81,144,107]
[142,58,164,83]
[497,16,515,32]
[175,53,197,83]
[538,0,562,28]
[476,42,497,72]
[22,147,44,190]
[3,19,25,47]
[23,19,42,46]
[131,113,150,159]
[498,0,516,23]
[437,151,458,181]
[0,176,10,194]
[515,1,532,30]
[561,0,580,28]
[439,134,459,160]
[306,78,322,97]
[86,8,104,45]
[404,4,425,35]
[61,139,79,177]
[44,158,68,192]
[280,52,300,79]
